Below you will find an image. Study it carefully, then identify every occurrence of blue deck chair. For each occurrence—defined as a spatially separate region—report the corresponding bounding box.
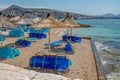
[15,39,31,47]
[36,33,47,39]
[65,42,73,51]
[44,40,63,47]
[17,37,38,42]
[29,33,47,39]
[0,46,20,58]
[29,55,72,71]
[0,35,6,41]
[62,35,82,43]
[70,36,82,43]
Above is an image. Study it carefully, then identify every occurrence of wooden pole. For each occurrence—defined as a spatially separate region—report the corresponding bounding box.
[0,28,3,47]
[48,28,51,55]
[67,28,68,42]
[71,28,72,36]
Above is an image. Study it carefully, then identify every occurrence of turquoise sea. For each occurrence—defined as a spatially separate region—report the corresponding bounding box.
[73,19,120,80]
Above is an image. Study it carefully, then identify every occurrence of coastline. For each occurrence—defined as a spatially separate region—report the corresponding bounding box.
[91,39,107,80]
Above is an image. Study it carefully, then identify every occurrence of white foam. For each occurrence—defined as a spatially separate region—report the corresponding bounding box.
[94,41,109,52]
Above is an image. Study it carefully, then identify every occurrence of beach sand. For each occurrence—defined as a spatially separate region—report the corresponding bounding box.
[0,28,98,80]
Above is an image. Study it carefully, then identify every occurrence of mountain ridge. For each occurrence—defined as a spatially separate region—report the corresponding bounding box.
[1,5,93,19]
[1,5,120,19]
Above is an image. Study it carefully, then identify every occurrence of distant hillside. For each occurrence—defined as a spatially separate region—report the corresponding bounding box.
[0,5,93,19]
[1,5,120,19]
[94,13,120,19]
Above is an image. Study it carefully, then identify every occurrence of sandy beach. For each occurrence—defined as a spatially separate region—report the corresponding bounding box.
[0,28,98,80]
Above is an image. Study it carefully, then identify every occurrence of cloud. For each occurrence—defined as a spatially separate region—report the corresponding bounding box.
[0,3,10,10]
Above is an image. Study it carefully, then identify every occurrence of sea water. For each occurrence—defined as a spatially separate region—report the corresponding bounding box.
[73,19,120,80]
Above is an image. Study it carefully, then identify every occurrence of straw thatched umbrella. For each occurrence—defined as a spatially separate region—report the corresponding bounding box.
[62,13,80,36]
[0,13,15,46]
[32,17,41,24]
[9,16,20,22]
[14,14,32,25]
[31,13,67,55]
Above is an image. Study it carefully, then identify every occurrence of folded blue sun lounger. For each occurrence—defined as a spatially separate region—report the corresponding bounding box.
[17,37,38,42]
[9,29,24,37]
[62,35,82,43]
[70,36,82,43]
[15,39,31,47]
[44,40,63,47]
[29,55,72,71]
[65,42,73,51]
[29,33,47,39]
[0,46,20,58]
[40,28,49,33]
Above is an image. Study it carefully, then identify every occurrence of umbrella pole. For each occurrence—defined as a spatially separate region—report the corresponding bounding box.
[71,28,72,36]
[67,27,69,43]
[0,28,3,47]
[48,28,51,55]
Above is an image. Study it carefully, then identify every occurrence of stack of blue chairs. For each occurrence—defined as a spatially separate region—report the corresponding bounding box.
[62,35,82,43]
[29,33,47,39]
[15,39,31,47]
[29,55,72,71]
[0,46,20,58]
[0,35,6,41]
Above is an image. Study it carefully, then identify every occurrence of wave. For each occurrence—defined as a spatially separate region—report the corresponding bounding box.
[94,41,120,79]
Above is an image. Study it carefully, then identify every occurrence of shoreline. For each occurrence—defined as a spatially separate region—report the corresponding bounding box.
[91,39,107,80]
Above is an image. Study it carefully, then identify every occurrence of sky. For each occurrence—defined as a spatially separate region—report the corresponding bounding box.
[0,0,119,15]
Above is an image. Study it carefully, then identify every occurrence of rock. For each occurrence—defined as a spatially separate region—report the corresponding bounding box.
[80,24,91,28]
[0,63,69,80]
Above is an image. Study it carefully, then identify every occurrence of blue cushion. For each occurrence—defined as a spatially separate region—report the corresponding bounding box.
[70,36,82,43]
[29,33,47,39]
[16,40,31,47]
[62,35,82,43]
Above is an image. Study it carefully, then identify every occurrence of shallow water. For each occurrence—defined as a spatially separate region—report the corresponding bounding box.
[72,19,120,80]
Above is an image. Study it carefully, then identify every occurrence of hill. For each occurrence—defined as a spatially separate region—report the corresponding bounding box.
[1,5,93,19]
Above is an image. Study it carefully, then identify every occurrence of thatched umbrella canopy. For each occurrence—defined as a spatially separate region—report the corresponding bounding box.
[61,13,80,36]
[32,13,66,28]
[0,13,15,46]
[9,16,20,22]
[0,14,14,29]
[14,14,32,25]
[32,17,41,24]
[31,13,67,55]
[62,13,80,28]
